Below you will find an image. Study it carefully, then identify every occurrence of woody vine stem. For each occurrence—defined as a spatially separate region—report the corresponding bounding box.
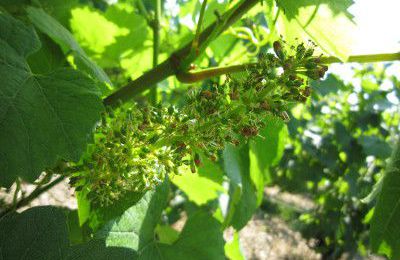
[103,0,400,106]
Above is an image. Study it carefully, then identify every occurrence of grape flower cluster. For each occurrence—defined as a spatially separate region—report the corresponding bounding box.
[70,41,328,207]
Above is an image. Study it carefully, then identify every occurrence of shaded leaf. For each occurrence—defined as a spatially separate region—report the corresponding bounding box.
[371,140,400,259]
[95,181,169,250]
[311,74,346,96]
[223,144,258,230]
[0,12,103,186]
[0,206,136,260]
[359,135,392,159]
[27,7,112,88]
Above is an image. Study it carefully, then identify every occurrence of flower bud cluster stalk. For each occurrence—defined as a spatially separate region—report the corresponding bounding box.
[70,41,328,207]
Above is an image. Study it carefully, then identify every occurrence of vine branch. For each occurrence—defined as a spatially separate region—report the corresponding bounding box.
[103,0,260,107]
[191,0,208,56]
[177,52,400,83]
[0,175,65,218]
[149,0,161,104]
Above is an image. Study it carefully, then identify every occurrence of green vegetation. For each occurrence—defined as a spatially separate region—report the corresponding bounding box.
[0,0,399,259]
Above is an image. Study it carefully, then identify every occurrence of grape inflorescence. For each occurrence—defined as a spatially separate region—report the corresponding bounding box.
[70,41,328,207]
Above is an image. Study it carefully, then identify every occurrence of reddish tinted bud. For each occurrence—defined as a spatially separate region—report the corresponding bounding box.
[296,44,306,59]
[197,142,206,149]
[306,70,320,80]
[318,68,326,78]
[232,139,240,146]
[283,62,293,71]
[304,48,314,58]
[303,86,311,97]
[201,90,213,99]
[210,154,217,162]
[260,101,270,111]
[230,90,240,100]
[194,153,202,166]
[305,60,317,69]
[297,95,308,103]
[280,111,290,122]
[273,41,285,60]
[194,159,202,166]
[273,41,282,52]
[241,126,259,137]
[138,123,147,131]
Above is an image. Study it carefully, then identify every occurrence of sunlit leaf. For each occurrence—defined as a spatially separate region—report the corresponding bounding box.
[271,0,356,60]
[27,7,112,87]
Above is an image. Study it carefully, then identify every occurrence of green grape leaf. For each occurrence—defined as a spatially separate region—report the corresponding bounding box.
[153,211,225,260]
[27,33,65,74]
[26,7,112,88]
[172,170,225,205]
[370,141,400,259]
[225,231,245,260]
[0,12,103,187]
[311,74,346,96]
[0,182,224,259]
[0,206,136,260]
[37,0,80,27]
[155,225,180,245]
[92,180,225,260]
[198,153,225,184]
[249,116,288,198]
[68,3,148,68]
[272,0,356,61]
[223,144,258,230]
[276,0,354,20]
[95,181,170,249]
[359,135,392,159]
[76,189,144,231]
[0,206,70,259]
[70,6,128,55]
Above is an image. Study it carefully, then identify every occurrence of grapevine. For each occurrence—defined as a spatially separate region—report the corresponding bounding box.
[70,41,328,206]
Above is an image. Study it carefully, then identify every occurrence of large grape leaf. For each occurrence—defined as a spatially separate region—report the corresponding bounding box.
[223,117,287,229]
[37,0,80,27]
[26,7,112,88]
[0,12,103,187]
[69,3,148,68]
[0,206,70,259]
[224,231,245,260]
[153,211,225,260]
[0,206,136,260]
[223,144,259,230]
[172,170,225,205]
[172,154,225,206]
[94,181,225,260]
[95,181,170,250]
[249,116,288,201]
[370,141,400,259]
[268,0,356,61]
[359,135,392,159]
[0,181,224,259]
